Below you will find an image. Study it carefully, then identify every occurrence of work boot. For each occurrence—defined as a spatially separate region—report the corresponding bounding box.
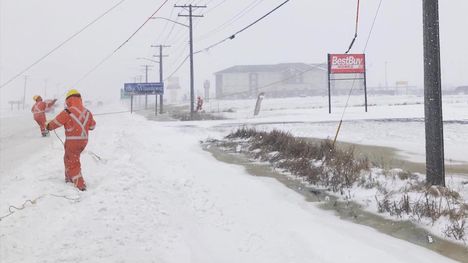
[72,174,87,191]
[76,180,87,191]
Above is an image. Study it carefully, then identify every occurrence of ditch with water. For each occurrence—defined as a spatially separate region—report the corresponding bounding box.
[203,142,468,262]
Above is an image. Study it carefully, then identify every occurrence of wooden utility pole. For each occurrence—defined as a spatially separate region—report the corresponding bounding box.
[151,44,170,114]
[423,0,445,186]
[175,4,206,118]
[141,65,153,109]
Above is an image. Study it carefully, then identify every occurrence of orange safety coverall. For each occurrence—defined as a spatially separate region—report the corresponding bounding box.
[31,100,55,136]
[196,97,203,111]
[47,96,96,191]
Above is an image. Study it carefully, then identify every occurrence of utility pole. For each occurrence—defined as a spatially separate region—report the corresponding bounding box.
[22,76,28,110]
[423,0,445,186]
[141,65,153,109]
[141,65,152,83]
[175,4,206,118]
[151,44,170,114]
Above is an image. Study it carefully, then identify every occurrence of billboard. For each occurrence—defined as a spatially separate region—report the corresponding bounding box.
[327,53,368,113]
[329,54,366,74]
[124,82,164,94]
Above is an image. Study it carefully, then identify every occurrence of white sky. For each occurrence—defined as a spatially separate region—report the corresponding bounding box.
[1,0,467,104]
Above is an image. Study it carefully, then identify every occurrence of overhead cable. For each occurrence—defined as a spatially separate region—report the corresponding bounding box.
[334,0,384,144]
[0,0,127,89]
[165,0,290,78]
[363,0,383,52]
[196,0,290,54]
[204,0,229,15]
[113,0,170,53]
[72,0,170,88]
[344,0,361,54]
[197,0,265,40]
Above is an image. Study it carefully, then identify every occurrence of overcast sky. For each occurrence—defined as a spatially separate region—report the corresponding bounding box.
[1,0,467,105]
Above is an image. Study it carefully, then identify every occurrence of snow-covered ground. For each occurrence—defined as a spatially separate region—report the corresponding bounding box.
[204,95,468,165]
[0,103,459,262]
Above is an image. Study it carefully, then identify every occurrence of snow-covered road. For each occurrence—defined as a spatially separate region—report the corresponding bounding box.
[0,109,457,262]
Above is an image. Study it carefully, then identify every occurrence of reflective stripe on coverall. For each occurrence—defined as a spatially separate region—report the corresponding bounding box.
[31,101,48,134]
[47,96,96,190]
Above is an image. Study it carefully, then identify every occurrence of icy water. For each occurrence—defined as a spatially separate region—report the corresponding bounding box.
[311,138,468,176]
[211,119,468,177]
[204,144,468,263]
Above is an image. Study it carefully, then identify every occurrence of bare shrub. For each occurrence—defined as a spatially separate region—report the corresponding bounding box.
[376,187,466,234]
[227,128,370,193]
[224,127,467,241]
[226,127,259,139]
[443,219,466,241]
[375,194,411,218]
[397,170,417,180]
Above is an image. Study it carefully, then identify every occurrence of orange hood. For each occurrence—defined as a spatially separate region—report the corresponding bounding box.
[66,96,83,109]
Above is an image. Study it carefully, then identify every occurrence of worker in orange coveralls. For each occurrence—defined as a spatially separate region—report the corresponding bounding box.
[31,95,57,137]
[46,89,96,191]
[196,96,203,112]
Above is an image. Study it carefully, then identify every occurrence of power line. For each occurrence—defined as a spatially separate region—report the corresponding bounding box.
[164,0,290,79]
[197,0,265,41]
[363,0,383,52]
[175,3,207,116]
[196,0,290,53]
[157,0,184,42]
[72,52,115,88]
[204,0,228,15]
[71,0,170,89]
[345,0,361,54]
[210,65,325,99]
[165,55,189,80]
[166,0,220,48]
[168,44,189,70]
[164,0,215,65]
[0,0,127,89]
[113,0,170,53]
[333,0,384,144]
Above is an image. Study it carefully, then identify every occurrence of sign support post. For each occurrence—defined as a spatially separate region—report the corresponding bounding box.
[123,82,164,116]
[327,53,367,113]
[363,54,368,112]
[327,54,332,114]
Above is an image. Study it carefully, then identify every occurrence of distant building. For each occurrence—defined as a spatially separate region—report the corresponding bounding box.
[166,77,181,103]
[455,85,468,94]
[214,63,328,99]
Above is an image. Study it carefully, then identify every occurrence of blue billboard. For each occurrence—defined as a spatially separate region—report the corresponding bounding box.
[124,82,164,94]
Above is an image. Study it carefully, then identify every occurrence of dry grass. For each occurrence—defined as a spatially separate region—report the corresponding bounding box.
[375,187,467,241]
[227,128,369,192]
[224,127,467,241]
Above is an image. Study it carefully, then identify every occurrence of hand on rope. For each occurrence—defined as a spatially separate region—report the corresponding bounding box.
[52,130,105,162]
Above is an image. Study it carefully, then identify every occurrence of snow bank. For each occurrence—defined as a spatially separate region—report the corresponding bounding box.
[0,107,457,262]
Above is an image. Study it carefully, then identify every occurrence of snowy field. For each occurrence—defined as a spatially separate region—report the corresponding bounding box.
[0,98,462,262]
[204,95,468,166]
